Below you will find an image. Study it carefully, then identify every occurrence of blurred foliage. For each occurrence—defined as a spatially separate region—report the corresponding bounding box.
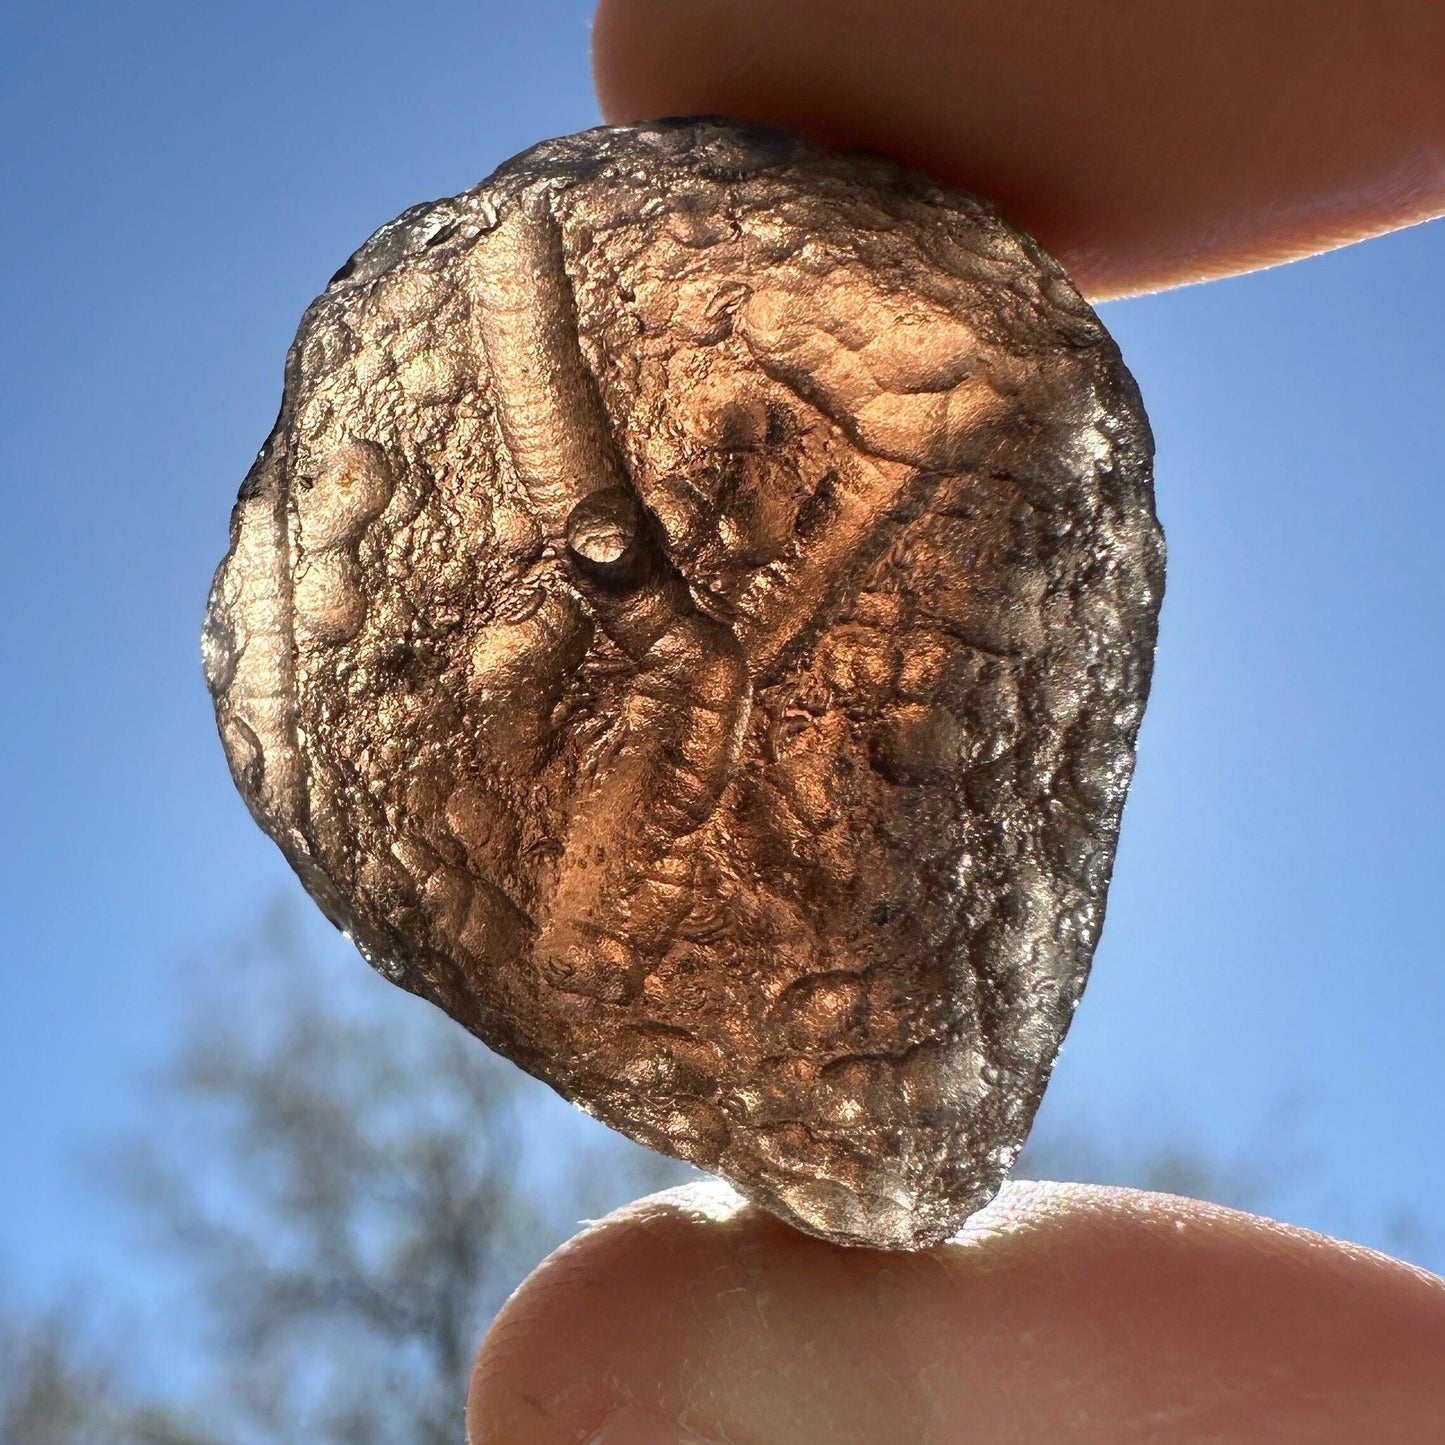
[0,1305,219,1445]
[113,902,687,1445]
[4,900,688,1444]
[1016,1097,1313,1214]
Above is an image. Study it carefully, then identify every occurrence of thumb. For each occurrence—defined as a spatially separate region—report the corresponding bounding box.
[470,1180,1445,1444]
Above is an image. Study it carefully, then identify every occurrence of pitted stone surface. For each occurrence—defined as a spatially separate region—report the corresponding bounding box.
[204,119,1164,1248]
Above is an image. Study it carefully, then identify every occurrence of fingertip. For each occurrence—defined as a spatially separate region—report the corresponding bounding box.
[468,1182,760,1444]
[590,0,1445,298]
[471,1180,1445,1444]
[589,0,632,126]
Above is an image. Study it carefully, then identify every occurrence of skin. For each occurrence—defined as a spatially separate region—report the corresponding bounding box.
[469,4,1445,1438]
[592,0,1445,299]
[471,1183,1445,1444]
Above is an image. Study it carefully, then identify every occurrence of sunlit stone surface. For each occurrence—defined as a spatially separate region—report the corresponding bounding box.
[204,120,1164,1248]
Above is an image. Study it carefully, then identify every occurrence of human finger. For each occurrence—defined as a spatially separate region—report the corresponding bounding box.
[469,1179,1445,1444]
[592,0,1445,298]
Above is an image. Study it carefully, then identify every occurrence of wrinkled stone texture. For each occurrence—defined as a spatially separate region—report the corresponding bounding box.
[204,120,1164,1248]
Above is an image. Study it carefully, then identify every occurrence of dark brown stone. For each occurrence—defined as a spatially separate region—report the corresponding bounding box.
[204,119,1164,1248]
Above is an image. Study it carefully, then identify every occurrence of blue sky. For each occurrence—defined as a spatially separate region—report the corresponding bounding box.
[2,0,1442,1319]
